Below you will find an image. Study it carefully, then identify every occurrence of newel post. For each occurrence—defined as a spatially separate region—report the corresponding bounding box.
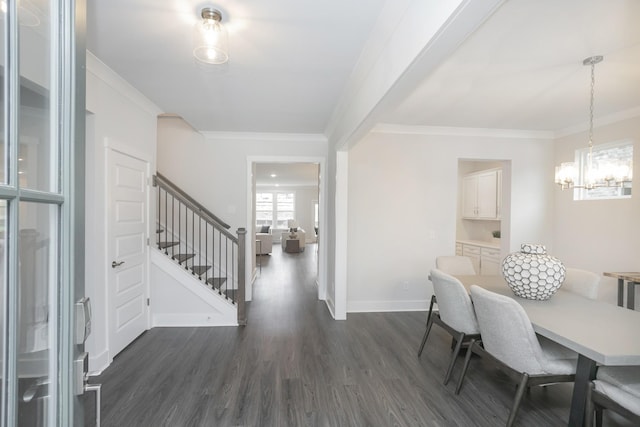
[236,228,247,325]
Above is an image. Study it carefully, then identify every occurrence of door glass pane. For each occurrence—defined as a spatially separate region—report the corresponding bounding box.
[18,202,57,427]
[0,7,5,183]
[0,200,5,408]
[19,0,54,192]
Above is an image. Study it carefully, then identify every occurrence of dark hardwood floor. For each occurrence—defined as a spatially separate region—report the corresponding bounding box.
[86,244,633,426]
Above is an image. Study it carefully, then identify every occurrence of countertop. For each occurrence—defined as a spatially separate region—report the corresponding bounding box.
[456,239,500,249]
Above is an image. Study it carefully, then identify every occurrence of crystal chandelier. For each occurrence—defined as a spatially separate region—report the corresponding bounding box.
[555,56,633,190]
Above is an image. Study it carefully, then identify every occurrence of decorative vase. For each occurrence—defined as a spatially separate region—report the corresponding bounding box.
[501,243,565,300]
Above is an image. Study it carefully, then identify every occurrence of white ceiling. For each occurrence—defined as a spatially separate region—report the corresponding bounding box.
[86,0,386,134]
[87,0,640,138]
[381,0,640,132]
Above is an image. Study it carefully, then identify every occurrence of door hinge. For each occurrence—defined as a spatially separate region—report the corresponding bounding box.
[147,298,150,306]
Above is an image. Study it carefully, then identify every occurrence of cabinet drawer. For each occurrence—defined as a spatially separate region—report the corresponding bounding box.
[481,247,501,261]
[462,245,481,257]
[455,243,463,256]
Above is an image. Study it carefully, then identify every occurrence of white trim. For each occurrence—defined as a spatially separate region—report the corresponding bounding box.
[555,106,640,138]
[87,349,110,376]
[203,131,327,143]
[247,155,328,305]
[104,137,152,164]
[373,123,554,139]
[334,151,348,320]
[347,299,431,313]
[86,52,163,117]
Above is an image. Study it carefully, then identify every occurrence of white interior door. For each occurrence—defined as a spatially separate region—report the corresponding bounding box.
[107,149,149,357]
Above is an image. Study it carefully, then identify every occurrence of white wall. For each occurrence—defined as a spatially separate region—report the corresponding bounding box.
[554,115,640,307]
[85,53,160,372]
[157,118,328,301]
[346,128,554,312]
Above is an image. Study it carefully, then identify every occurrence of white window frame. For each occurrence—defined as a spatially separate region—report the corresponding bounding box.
[256,191,296,229]
[575,139,633,201]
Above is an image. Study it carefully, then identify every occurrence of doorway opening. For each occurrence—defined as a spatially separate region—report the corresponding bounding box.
[248,159,325,303]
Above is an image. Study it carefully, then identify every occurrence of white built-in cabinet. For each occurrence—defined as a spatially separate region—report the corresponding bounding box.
[456,241,501,275]
[462,169,501,220]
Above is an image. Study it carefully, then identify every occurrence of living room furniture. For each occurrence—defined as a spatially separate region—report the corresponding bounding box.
[603,272,640,310]
[283,238,300,253]
[418,269,480,386]
[454,274,640,427]
[456,285,577,427]
[255,227,273,255]
[281,228,305,252]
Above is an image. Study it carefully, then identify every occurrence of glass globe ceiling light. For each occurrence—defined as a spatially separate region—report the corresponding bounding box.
[555,56,633,190]
[193,7,228,65]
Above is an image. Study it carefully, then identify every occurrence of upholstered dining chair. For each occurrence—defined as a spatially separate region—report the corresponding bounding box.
[435,256,476,275]
[418,269,480,385]
[456,285,577,427]
[562,267,601,300]
[585,366,640,427]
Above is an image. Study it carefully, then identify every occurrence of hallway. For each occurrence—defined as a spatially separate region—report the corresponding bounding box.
[86,244,627,426]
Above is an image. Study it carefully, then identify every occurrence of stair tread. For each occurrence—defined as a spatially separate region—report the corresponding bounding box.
[206,277,227,288]
[173,253,195,263]
[192,265,212,275]
[158,241,179,249]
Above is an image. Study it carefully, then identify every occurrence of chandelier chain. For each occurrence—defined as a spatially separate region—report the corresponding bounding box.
[588,60,595,150]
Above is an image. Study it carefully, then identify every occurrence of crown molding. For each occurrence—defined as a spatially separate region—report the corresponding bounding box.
[372,123,554,139]
[201,131,327,143]
[86,51,163,116]
[554,106,640,138]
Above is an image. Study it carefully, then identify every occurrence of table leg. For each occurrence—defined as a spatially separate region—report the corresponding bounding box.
[627,281,637,310]
[617,278,624,307]
[568,354,597,427]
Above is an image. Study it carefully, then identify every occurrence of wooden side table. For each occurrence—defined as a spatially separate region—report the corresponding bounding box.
[284,238,300,253]
[603,272,640,310]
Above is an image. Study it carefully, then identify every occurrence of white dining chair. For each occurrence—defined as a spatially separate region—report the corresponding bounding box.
[456,285,577,427]
[585,366,640,426]
[418,269,480,385]
[435,256,476,275]
[562,267,601,300]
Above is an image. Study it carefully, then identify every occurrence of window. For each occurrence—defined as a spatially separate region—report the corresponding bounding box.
[575,140,633,200]
[256,192,295,228]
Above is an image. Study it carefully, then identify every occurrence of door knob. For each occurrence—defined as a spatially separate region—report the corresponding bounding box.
[111,261,124,268]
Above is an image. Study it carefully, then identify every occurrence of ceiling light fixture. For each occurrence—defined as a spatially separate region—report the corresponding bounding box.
[555,56,632,190]
[193,7,228,65]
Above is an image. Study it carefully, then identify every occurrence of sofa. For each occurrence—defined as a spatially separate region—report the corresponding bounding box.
[281,228,306,252]
[256,225,273,255]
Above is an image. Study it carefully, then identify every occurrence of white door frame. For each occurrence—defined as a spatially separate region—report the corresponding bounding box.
[246,156,327,303]
[104,141,152,360]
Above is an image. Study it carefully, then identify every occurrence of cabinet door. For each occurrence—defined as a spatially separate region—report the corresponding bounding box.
[462,175,478,218]
[480,247,502,275]
[476,171,498,219]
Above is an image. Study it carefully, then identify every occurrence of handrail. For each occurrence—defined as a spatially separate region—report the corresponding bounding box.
[153,172,246,323]
[154,172,231,231]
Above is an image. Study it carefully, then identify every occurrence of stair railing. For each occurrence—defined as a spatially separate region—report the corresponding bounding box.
[153,173,246,325]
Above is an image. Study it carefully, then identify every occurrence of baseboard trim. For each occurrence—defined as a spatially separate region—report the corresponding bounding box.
[347,299,430,313]
[88,349,110,375]
[152,313,238,327]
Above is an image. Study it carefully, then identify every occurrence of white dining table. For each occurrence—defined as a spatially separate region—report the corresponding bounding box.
[454,275,640,427]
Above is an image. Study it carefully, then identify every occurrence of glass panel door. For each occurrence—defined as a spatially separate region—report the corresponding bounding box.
[0,0,85,425]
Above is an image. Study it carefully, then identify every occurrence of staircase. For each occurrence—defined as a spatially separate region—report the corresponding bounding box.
[153,173,246,325]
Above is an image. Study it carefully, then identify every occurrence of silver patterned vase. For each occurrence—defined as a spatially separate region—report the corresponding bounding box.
[501,243,565,300]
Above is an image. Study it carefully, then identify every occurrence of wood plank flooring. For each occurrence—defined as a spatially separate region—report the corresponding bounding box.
[85,244,634,426]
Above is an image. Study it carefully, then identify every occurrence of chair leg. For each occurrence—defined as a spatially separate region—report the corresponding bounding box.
[585,383,594,427]
[455,338,476,395]
[417,296,436,357]
[506,373,529,427]
[444,332,465,385]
